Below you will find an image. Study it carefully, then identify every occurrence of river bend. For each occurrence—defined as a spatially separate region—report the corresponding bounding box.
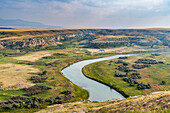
[61,54,136,101]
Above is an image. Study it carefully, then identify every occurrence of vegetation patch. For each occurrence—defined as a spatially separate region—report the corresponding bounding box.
[83,53,170,96]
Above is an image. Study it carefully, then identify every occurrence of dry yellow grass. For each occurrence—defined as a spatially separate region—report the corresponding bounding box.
[95,35,136,40]
[0,63,39,90]
[94,35,144,42]
[96,35,130,39]
[36,91,170,113]
[0,28,86,41]
[0,34,54,41]
[13,51,53,61]
[0,28,68,32]
[82,46,167,54]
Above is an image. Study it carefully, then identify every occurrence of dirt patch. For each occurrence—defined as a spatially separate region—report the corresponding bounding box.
[0,63,39,90]
[13,51,52,61]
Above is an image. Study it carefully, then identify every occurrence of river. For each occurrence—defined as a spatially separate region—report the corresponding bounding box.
[61,54,140,101]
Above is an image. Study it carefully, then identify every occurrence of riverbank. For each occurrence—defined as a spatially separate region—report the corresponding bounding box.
[82,69,129,98]
[82,53,170,97]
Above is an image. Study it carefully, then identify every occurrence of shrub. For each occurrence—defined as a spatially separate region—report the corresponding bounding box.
[30,76,48,83]
[116,65,130,72]
[60,90,72,95]
[24,84,51,96]
[132,64,151,69]
[160,81,166,85]
[137,83,151,90]
[135,59,158,64]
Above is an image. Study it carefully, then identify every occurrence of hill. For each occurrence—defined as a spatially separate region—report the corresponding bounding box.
[0,18,61,28]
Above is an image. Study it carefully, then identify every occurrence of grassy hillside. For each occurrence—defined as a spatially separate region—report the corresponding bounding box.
[37,91,170,113]
[83,53,170,97]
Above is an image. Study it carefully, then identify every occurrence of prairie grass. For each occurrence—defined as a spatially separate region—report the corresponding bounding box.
[0,63,39,90]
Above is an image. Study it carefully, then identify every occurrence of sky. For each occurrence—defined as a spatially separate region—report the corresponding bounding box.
[0,0,170,28]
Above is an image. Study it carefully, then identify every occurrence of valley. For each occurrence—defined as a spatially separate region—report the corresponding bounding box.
[0,28,169,112]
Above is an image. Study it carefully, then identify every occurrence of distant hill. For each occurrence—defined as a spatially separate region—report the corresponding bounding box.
[0,18,61,28]
[0,27,14,29]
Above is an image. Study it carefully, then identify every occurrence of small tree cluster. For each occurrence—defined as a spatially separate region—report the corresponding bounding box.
[44,61,58,66]
[160,81,166,85]
[30,76,48,83]
[131,73,141,79]
[135,59,158,64]
[132,64,151,69]
[123,77,138,86]
[151,54,160,56]
[0,94,67,110]
[24,84,51,96]
[60,90,72,95]
[115,60,129,66]
[0,96,44,110]
[137,83,151,90]
[118,56,128,59]
[117,65,130,72]
[45,96,62,104]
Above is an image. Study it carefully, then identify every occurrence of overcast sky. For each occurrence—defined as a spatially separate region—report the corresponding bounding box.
[0,0,170,28]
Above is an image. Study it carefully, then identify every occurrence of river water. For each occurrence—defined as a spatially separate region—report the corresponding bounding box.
[61,54,139,101]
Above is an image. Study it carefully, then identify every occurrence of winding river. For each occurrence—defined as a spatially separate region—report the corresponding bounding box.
[61,54,139,101]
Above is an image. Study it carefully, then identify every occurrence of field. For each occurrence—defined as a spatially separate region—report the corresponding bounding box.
[0,63,39,90]
[83,53,170,96]
[13,51,53,61]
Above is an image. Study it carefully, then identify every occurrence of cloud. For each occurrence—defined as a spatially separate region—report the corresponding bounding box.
[0,0,170,28]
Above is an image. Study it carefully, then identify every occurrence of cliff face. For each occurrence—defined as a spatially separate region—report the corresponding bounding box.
[0,36,60,48]
[0,29,170,49]
[0,29,99,49]
[86,29,170,48]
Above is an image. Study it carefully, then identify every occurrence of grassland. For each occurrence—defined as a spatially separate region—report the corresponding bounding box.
[13,51,53,61]
[0,47,131,112]
[83,53,170,97]
[0,49,87,112]
[0,63,39,90]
